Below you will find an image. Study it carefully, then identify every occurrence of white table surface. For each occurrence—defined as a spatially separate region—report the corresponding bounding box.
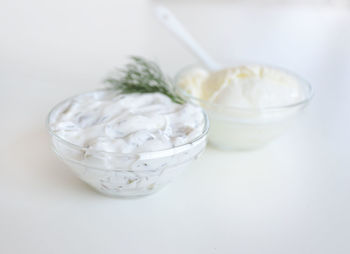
[1,1,349,253]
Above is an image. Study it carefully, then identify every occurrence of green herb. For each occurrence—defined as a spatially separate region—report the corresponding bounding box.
[105,56,185,104]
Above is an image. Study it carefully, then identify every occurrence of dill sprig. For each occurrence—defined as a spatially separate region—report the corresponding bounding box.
[105,56,185,104]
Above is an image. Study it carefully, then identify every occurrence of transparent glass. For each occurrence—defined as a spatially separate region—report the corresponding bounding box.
[175,64,313,150]
[47,91,209,197]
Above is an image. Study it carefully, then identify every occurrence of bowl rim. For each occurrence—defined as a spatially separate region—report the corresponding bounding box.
[46,89,209,159]
[174,63,314,112]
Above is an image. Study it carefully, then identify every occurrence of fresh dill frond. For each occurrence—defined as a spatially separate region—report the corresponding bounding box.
[105,56,185,104]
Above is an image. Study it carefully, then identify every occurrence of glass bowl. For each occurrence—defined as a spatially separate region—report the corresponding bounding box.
[47,91,209,197]
[175,64,313,151]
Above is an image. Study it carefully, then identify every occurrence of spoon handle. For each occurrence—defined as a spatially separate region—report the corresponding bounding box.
[154,5,220,71]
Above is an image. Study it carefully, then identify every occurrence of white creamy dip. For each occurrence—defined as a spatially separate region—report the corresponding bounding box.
[48,90,207,196]
[176,65,311,150]
[49,90,205,153]
[178,65,306,108]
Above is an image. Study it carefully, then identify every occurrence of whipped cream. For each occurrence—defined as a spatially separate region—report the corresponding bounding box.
[178,65,306,108]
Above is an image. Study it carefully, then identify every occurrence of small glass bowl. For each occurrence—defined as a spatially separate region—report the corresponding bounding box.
[47,91,209,197]
[175,64,313,151]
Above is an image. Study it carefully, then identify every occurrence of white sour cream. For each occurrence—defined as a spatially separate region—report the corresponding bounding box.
[176,65,311,150]
[178,65,306,108]
[49,90,205,153]
[48,90,207,196]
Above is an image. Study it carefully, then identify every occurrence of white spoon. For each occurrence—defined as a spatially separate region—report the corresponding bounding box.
[154,5,221,71]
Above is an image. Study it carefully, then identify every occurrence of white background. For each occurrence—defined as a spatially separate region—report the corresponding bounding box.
[1,0,349,253]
